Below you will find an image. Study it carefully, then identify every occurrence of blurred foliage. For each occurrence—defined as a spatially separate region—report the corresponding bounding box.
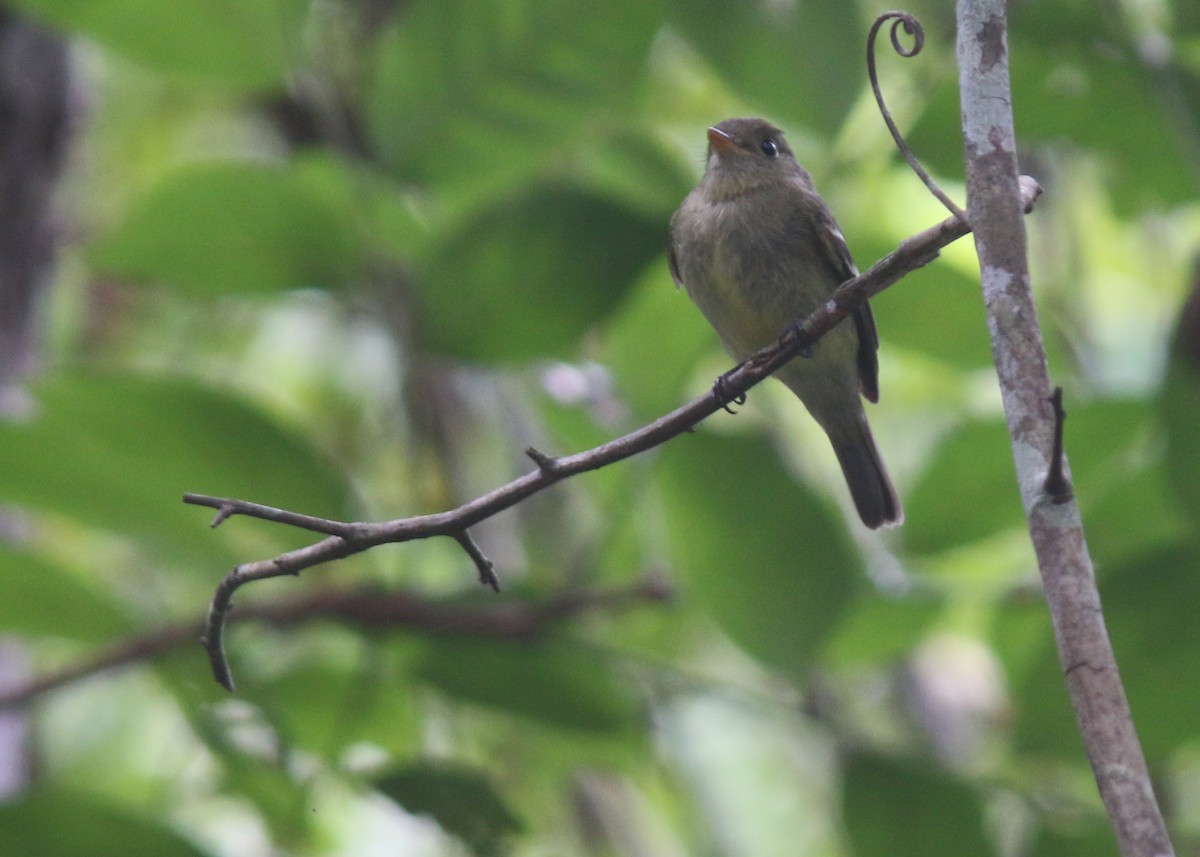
[1,0,1199,855]
[376,761,525,856]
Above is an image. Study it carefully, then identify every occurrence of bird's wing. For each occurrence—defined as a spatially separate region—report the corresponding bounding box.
[668,244,684,289]
[816,206,881,403]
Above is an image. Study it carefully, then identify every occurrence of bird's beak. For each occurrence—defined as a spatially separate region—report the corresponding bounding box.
[706,126,740,157]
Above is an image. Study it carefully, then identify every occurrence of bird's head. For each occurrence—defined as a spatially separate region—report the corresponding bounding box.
[701,117,805,198]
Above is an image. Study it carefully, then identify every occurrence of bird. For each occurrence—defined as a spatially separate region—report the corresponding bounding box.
[668,117,901,528]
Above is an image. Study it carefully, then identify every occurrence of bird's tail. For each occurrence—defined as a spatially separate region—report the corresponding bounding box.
[830,417,902,529]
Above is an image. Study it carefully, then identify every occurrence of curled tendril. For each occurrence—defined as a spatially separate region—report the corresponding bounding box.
[880,10,924,57]
[868,11,967,223]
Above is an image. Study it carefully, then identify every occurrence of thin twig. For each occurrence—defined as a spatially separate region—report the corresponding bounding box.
[183,493,360,537]
[185,183,1040,690]
[455,530,501,592]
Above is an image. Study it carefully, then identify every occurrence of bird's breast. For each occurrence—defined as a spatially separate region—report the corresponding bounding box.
[678,196,834,358]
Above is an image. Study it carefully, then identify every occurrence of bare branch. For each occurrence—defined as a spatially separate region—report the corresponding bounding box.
[183,493,361,537]
[187,183,1041,690]
[957,3,1173,855]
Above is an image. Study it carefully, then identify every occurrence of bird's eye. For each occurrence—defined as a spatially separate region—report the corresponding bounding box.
[760,139,778,158]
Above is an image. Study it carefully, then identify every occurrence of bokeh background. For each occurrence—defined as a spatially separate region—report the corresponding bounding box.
[0,0,1198,854]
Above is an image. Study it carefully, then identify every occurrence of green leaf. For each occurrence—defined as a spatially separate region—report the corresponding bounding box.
[239,644,422,759]
[574,130,697,221]
[1006,628,1082,760]
[90,162,359,295]
[416,185,663,361]
[869,261,994,370]
[666,0,863,139]
[209,743,313,847]
[414,637,639,732]
[1082,459,1189,567]
[1007,0,1117,44]
[1097,545,1200,760]
[842,752,994,857]
[1011,544,1200,761]
[1029,824,1120,857]
[8,0,301,88]
[367,0,666,196]
[377,762,524,857]
[822,592,942,667]
[1060,398,1154,468]
[657,430,859,675]
[909,29,1200,210]
[602,265,715,419]
[0,372,352,572]
[1161,317,1200,523]
[901,418,1022,555]
[0,544,133,641]
[0,790,210,857]
[905,399,1153,555]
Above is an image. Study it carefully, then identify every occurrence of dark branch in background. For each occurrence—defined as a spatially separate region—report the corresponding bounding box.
[0,12,73,800]
[186,178,1041,691]
[0,580,671,711]
[0,12,71,397]
[956,3,1173,856]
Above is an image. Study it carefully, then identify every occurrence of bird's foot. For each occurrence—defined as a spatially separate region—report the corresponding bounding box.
[713,369,747,414]
[782,322,814,359]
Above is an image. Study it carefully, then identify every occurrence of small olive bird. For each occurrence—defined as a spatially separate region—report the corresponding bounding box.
[669,118,901,528]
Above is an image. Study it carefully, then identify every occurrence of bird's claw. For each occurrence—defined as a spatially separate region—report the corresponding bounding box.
[713,371,747,414]
[783,322,814,358]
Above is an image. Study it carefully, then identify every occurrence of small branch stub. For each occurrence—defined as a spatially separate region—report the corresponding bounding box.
[524,446,559,474]
[211,503,236,528]
[1044,387,1073,503]
[1019,175,1044,213]
[455,530,501,592]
